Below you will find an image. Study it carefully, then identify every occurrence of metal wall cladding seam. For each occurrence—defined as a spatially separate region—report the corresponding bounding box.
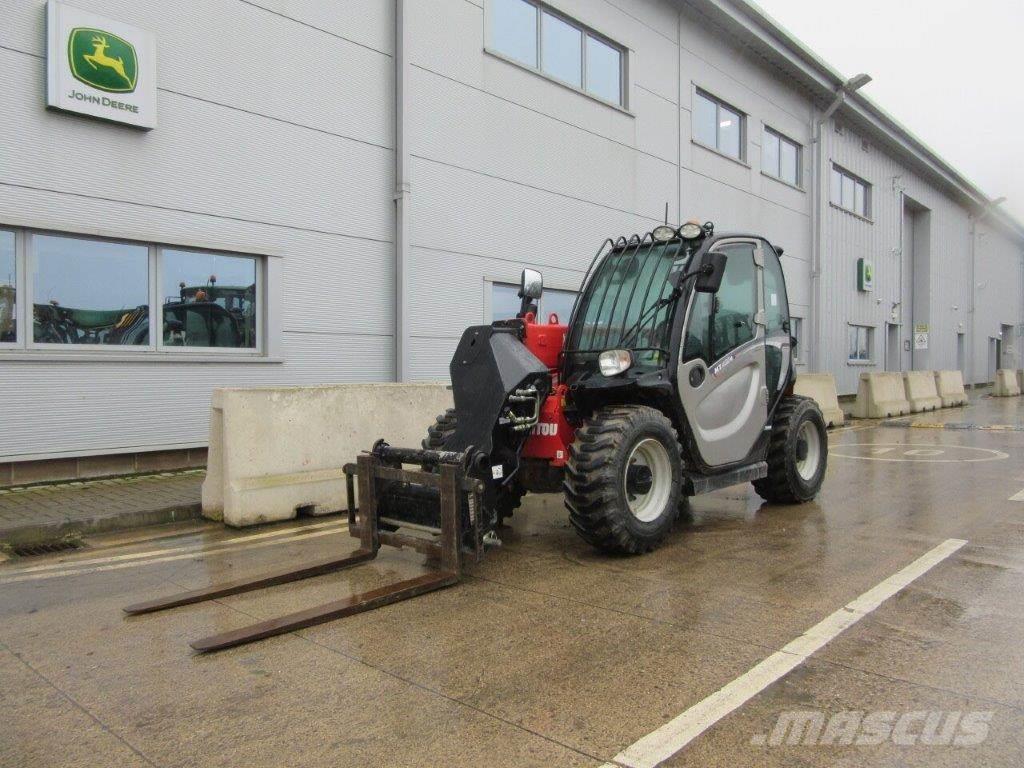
[0,332,394,460]
[0,0,394,148]
[0,0,395,58]
[974,224,1024,373]
[0,0,396,459]
[820,122,981,393]
[1,52,394,244]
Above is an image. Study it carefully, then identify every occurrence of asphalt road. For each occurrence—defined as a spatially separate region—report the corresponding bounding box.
[2,394,1022,767]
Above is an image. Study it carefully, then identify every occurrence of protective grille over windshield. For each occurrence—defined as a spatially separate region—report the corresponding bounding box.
[568,236,687,363]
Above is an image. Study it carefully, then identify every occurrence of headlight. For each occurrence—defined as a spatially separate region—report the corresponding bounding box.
[599,349,633,376]
[679,222,703,239]
[652,225,675,243]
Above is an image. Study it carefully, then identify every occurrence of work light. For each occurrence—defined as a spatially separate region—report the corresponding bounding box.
[679,222,703,239]
[652,225,675,242]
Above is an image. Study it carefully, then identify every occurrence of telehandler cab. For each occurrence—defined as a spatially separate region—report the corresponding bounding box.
[126,220,827,651]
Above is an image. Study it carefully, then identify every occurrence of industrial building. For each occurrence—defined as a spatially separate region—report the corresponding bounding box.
[1,0,1022,481]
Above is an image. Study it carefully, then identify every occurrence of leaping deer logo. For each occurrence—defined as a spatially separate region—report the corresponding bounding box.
[68,28,138,93]
[83,35,132,88]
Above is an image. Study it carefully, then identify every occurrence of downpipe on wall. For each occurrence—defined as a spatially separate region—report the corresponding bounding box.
[395,0,411,382]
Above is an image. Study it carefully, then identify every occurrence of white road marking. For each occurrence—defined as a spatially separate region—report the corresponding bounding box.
[830,443,1008,463]
[1010,489,1024,502]
[602,538,967,768]
[0,526,347,585]
[2,519,345,575]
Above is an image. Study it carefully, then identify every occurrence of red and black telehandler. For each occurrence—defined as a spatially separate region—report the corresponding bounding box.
[126,220,827,651]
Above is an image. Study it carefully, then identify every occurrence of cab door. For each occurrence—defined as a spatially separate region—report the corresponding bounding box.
[676,240,767,467]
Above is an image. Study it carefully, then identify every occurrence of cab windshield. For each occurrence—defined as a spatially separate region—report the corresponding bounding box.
[567,238,694,368]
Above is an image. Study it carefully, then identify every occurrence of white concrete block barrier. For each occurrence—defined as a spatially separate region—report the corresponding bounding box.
[851,372,911,419]
[903,370,942,413]
[934,370,969,408]
[993,369,1022,397]
[202,384,453,527]
[793,373,845,427]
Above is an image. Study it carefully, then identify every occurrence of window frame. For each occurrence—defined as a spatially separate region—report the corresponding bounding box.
[485,0,629,110]
[762,126,803,189]
[847,323,875,364]
[682,239,761,366]
[0,225,273,359]
[0,227,22,349]
[26,230,157,353]
[831,163,872,219]
[790,316,804,363]
[155,245,264,355]
[485,278,579,324]
[693,88,747,162]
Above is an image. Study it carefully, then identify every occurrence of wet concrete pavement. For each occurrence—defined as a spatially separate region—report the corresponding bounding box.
[2,394,1023,767]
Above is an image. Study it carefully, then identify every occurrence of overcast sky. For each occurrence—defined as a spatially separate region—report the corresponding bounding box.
[757,0,1024,224]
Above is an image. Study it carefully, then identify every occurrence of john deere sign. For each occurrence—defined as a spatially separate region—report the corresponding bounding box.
[68,28,138,92]
[47,2,156,129]
[857,257,874,292]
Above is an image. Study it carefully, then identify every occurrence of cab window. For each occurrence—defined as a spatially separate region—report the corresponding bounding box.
[683,243,758,363]
[762,244,789,335]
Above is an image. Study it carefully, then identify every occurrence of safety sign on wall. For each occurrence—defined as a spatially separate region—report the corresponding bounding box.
[914,323,929,351]
[46,1,157,129]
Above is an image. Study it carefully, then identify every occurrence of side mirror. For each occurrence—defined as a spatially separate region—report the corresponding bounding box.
[694,253,727,293]
[519,268,543,301]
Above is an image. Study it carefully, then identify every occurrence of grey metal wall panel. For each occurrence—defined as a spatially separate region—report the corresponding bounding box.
[819,121,980,393]
[0,0,394,149]
[1,0,1021,461]
[0,0,394,460]
[0,331,393,461]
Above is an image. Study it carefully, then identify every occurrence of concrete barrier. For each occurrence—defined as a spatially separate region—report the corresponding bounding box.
[903,370,942,413]
[934,370,968,408]
[851,372,911,419]
[794,373,845,427]
[203,384,453,527]
[993,369,1021,397]
[1018,369,1024,394]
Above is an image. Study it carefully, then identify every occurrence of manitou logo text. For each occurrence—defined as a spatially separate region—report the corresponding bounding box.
[532,422,559,437]
[68,28,138,92]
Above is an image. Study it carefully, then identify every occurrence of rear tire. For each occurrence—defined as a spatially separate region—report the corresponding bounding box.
[753,395,827,503]
[422,409,524,524]
[564,405,683,555]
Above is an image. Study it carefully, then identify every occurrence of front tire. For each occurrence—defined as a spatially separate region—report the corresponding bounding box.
[564,405,683,555]
[422,409,524,524]
[753,395,827,503]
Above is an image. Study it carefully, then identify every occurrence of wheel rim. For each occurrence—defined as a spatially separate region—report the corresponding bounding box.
[624,438,673,523]
[795,420,822,481]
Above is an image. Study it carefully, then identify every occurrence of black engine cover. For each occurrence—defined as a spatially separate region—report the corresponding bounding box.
[446,325,549,455]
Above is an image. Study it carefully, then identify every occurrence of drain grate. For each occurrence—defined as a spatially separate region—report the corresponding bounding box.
[10,539,87,558]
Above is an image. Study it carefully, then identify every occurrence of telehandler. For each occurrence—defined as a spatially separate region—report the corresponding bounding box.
[126,220,827,651]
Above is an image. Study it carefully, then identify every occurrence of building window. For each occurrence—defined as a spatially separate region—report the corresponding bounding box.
[161,250,258,349]
[763,127,801,187]
[32,234,150,346]
[0,227,267,355]
[0,230,15,344]
[831,164,871,218]
[694,90,745,160]
[489,0,626,107]
[791,317,803,361]
[491,282,577,323]
[848,324,873,362]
